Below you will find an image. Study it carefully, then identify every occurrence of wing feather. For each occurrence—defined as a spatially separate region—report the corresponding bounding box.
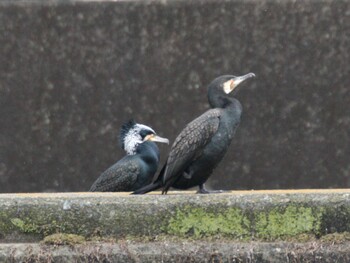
[90,158,139,192]
[163,109,222,183]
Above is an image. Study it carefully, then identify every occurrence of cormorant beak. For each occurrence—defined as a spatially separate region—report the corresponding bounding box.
[145,134,170,144]
[224,72,256,94]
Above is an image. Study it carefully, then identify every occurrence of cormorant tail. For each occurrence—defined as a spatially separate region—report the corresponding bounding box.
[131,181,162,194]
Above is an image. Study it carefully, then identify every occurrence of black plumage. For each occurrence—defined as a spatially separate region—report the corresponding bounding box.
[89,120,169,192]
[133,73,255,194]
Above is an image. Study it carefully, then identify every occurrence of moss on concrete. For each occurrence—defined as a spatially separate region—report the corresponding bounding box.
[10,218,40,234]
[0,209,17,234]
[6,211,82,238]
[0,199,122,239]
[165,205,326,241]
[42,233,86,245]
[320,232,350,243]
[254,206,324,240]
[166,206,250,238]
[1,192,350,242]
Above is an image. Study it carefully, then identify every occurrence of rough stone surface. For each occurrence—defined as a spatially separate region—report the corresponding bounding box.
[1,241,350,263]
[1,191,350,261]
[1,191,350,242]
[0,0,350,193]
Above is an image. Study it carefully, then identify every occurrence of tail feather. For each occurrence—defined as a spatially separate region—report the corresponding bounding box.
[131,181,162,194]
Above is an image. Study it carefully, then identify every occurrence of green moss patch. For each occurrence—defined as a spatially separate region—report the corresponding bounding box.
[255,206,323,240]
[42,233,86,245]
[11,218,40,234]
[166,207,250,238]
[1,194,350,242]
[165,205,327,241]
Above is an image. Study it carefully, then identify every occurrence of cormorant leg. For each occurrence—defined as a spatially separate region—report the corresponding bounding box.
[196,184,225,194]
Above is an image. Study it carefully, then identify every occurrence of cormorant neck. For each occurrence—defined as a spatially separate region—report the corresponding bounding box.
[208,90,236,109]
[136,141,160,163]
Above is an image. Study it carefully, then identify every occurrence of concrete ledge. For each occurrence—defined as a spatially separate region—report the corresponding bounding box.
[1,241,350,263]
[1,190,350,242]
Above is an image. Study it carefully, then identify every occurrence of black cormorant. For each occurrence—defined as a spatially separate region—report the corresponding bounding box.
[133,73,255,194]
[89,120,169,192]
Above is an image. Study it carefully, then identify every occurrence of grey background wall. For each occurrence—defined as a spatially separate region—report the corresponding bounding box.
[0,0,349,193]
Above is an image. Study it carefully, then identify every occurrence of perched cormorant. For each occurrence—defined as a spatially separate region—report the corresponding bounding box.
[133,73,255,194]
[89,120,169,192]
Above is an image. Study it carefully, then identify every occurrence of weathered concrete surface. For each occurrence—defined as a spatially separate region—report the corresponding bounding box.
[1,241,350,263]
[1,190,350,243]
[0,0,350,193]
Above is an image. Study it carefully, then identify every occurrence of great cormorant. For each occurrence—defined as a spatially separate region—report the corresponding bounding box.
[133,73,255,194]
[89,120,169,192]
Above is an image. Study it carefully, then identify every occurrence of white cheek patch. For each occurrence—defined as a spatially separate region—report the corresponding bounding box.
[223,80,233,94]
[123,123,156,155]
[124,138,141,155]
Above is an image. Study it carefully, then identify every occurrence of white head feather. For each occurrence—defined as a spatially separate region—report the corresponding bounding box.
[123,124,155,155]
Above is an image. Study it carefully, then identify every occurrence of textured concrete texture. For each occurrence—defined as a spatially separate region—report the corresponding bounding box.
[1,242,350,263]
[1,191,350,262]
[0,0,350,193]
[1,190,350,242]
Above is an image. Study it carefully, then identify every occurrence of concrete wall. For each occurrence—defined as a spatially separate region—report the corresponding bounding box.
[0,0,349,192]
[1,191,350,262]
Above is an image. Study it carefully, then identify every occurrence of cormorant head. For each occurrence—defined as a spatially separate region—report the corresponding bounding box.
[209,73,255,95]
[119,120,169,155]
[207,73,255,108]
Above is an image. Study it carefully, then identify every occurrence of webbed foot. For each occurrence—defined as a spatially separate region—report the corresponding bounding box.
[196,184,226,194]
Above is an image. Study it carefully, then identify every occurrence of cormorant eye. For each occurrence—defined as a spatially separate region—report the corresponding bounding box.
[140,130,154,140]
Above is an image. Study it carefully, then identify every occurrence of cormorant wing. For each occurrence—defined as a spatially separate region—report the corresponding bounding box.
[162,108,222,184]
[89,157,139,192]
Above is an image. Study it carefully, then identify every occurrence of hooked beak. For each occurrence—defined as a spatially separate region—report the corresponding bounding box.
[224,72,256,94]
[145,134,170,144]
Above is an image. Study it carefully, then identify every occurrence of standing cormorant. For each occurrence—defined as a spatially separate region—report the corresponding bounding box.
[133,73,255,194]
[89,120,169,192]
